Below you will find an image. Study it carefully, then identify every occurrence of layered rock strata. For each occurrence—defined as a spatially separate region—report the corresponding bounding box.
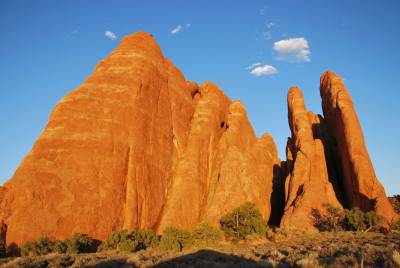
[0,32,280,246]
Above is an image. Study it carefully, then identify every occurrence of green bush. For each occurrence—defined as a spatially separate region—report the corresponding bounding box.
[137,229,159,249]
[65,233,95,253]
[118,239,139,252]
[219,202,269,240]
[312,204,344,232]
[99,229,159,252]
[52,240,68,254]
[390,219,400,232]
[21,237,53,257]
[99,230,130,251]
[313,204,383,232]
[159,227,192,251]
[191,222,224,248]
[344,207,383,232]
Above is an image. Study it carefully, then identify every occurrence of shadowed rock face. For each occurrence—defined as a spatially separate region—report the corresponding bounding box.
[0,221,6,247]
[0,32,280,246]
[320,71,397,224]
[280,87,342,230]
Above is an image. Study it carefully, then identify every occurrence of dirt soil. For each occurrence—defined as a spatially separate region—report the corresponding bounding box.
[0,231,399,267]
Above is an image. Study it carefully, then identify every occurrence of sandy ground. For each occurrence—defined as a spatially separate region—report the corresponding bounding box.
[0,231,399,267]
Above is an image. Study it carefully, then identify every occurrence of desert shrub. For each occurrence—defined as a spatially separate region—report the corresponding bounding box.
[118,239,139,252]
[99,229,159,252]
[191,222,224,247]
[65,233,95,253]
[136,229,159,249]
[159,227,192,251]
[21,236,53,256]
[219,202,269,239]
[313,204,383,232]
[390,219,400,232]
[52,240,68,254]
[312,204,344,232]
[344,207,383,232]
[99,229,130,251]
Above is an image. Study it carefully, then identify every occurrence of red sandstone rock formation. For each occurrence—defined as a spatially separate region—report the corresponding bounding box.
[158,84,281,231]
[280,87,343,230]
[320,71,397,224]
[0,32,280,246]
[0,32,178,245]
[0,31,395,246]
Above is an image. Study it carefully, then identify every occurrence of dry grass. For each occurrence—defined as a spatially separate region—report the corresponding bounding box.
[0,231,399,267]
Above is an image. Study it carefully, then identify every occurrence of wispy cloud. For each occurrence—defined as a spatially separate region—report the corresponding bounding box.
[263,31,272,40]
[259,6,268,15]
[247,63,278,76]
[266,22,275,29]
[171,25,182,34]
[105,30,117,40]
[273,37,310,62]
[171,24,191,35]
[246,62,262,70]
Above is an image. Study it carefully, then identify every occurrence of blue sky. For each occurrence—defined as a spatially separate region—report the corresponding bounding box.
[0,0,399,194]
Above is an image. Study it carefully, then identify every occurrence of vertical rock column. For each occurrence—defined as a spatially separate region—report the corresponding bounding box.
[281,87,342,230]
[320,71,397,224]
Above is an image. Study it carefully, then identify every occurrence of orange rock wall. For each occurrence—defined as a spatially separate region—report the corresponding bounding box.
[0,32,280,246]
[0,32,396,246]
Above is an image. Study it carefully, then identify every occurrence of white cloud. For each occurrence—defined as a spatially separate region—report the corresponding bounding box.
[171,25,183,34]
[171,24,191,35]
[246,62,262,70]
[105,30,117,40]
[266,22,275,29]
[273,37,310,62]
[248,63,278,76]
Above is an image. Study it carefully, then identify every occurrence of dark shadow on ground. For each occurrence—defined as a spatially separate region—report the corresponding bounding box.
[153,249,264,268]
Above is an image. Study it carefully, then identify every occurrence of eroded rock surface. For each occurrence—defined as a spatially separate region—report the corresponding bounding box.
[0,32,395,247]
[320,71,397,224]
[280,87,343,230]
[0,32,279,246]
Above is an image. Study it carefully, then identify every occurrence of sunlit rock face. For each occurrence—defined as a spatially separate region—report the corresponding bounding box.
[280,87,343,230]
[0,32,396,247]
[0,32,280,246]
[280,72,397,230]
[319,71,397,225]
